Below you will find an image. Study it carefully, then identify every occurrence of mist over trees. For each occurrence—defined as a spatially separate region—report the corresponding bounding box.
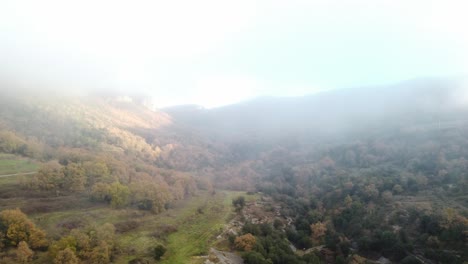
[162,78,467,263]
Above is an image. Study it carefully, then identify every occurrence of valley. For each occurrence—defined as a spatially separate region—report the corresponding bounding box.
[0,81,467,264]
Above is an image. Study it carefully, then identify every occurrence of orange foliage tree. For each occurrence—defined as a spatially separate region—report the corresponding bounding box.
[235,233,256,251]
[0,208,48,248]
[310,221,327,245]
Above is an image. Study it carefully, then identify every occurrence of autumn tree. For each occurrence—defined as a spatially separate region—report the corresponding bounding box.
[196,177,214,193]
[344,195,353,208]
[0,131,31,156]
[49,223,116,262]
[83,161,112,186]
[69,229,92,259]
[167,172,197,200]
[235,233,256,251]
[62,163,86,192]
[130,177,171,213]
[0,209,34,245]
[363,183,379,201]
[54,247,79,264]
[89,241,110,264]
[16,241,34,263]
[90,182,111,203]
[95,223,115,247]
[109,182,130,208]
[310,222,327,245]
[48,236,77,259]
[34,161,64,193]
[29,228,48,249]
[0,208,47,248]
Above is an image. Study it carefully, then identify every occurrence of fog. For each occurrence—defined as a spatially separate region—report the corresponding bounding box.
[1,1,468,108]
[164,77,468,146]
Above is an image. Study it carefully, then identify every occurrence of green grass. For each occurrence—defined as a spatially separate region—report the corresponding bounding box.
[0,153,38,175]
[0,154,39,194]
[160,190,257,264]
[23,190,256,264]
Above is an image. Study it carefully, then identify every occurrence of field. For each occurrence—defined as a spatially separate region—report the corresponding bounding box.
[0,153,258,263]
[0,154,39,202]
[0,153,38,175]
[0,187,255,263]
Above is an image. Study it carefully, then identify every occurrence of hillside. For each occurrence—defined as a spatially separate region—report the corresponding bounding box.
[166,78,468,142]
[0,92,225,263]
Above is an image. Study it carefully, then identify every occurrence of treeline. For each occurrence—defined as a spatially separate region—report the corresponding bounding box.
[0,208,122,263]
[0,131,43,159]
[22,159,197,213]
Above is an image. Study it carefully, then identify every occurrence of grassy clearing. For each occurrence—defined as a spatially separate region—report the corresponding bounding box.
[161,190,258,264]
[0,153,38,175]
[21,190,256,264]
[0,155,38,201]
[161,192,229,264]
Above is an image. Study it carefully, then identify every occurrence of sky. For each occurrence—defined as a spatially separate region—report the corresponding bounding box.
[1,0,467,108]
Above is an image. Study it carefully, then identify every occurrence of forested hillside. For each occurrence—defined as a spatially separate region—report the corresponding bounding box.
[0,93,217,263]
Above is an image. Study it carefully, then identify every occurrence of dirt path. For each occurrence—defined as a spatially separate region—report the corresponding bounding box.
[0,171,37,178]
[208,248,243,264]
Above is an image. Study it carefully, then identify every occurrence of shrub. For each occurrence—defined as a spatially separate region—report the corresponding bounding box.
[153,245,166,260]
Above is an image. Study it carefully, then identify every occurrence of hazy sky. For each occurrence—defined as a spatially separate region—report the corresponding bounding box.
[1,0,467,108]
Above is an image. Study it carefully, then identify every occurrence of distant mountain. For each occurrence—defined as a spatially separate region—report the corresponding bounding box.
[164,77,468,142]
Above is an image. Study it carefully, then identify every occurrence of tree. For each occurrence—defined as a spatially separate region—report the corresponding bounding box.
[153,244,166,260]
[392,184,403,194]
[90,182,111,203]
[0,231,5,249]
[0,208,46,247]
[34,162,65,192]
[89,241,110,264]
[232,196,246,211]
[442,208,456,228]
[83,161,111,186]
[242,251,270,264]
[310,222,327,245]
[16,241,34,263]
[96,223,115,247]
[109,182,130,208]
[130,179,171,214]
[29,228,48,249]
[235,233,256,251]
[48,236,77,260]
[69,229,92,259]
[382,191,393,203]
[54,247,79,264]
[0,131,24,154]
[6,221,31,245]
[62,163,86,192]
[302,252,321,264]
[344,195,353,208]
[363,184,379,201]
